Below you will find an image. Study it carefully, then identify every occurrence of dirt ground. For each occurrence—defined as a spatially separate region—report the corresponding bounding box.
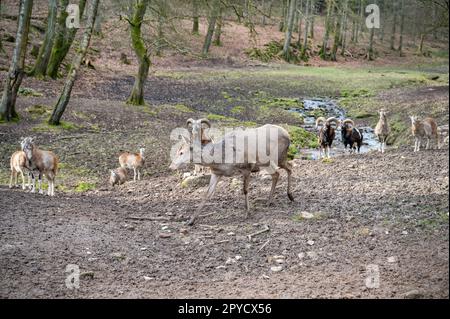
[0,145,448,298]
[0,61,449,299]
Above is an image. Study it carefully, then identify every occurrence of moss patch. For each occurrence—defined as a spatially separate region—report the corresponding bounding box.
[75,182,96,193]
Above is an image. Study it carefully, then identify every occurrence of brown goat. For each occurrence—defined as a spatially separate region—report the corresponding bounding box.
[410,116,440,152]
[316,117,339,159]
[9,151,30,190]
[20,137,58,196]
[119,148,145,181]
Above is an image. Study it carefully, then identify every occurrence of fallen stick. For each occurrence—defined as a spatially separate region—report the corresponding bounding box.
[199,212,216,218]
[257,239,270,252]
[126,216,171,222]
[247,225,270,241]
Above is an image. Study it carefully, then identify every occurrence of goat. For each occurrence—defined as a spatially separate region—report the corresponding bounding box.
[316,117,339,159]
[9,150,31,190]
[374,109,390,154]
[187,118,213,176]
[341,119,364,154]
[170,124,294,225]
[410,116,440,152]
[119,148,145,181]
[20,137,58,196]
[110,167,128,187]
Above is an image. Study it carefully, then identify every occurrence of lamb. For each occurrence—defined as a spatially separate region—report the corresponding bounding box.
[20,137,58,196]
[109,167,128,187]
[341,119,364,154]
[410,116,440,152]
[9,150,30,190]
[316,117,340,159]
[119,148,145,181]
[170,124,294,225]
[374,109,390,154]
[186,118,213,175]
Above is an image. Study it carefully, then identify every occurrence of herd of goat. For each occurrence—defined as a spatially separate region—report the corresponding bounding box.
[8,111,445,224]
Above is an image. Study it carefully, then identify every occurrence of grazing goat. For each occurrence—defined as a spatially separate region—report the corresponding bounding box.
[170,124,294,225]
[410,116,440,152]
[119,148,145,181]
[316,117,339,159]
[110,167,128,187]
[9,150,30,190]
[341,119,364,154]
[374,109,390,154]
[20,137,58,196]
[187,118,214,175]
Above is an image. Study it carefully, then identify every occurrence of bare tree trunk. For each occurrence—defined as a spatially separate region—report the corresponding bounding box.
[368,0,377,61]
[202,0,220,56]
[279,0,287,31]
[46,0,87,79]
[310,0,315,39]
[340,0,348,55]
[213,7,223,46]
[0,0,33,122]
[296,0,303,47]
[331,3,341,61]
[127,0,151,106]
[390,0,397,50]
[282,0,297,61]
[49,0,100,125]
[398,0,405,56]
[301,0,310,58]
[192,0,200,34]
[46,0,69,79]
[30,0,57,78]
[319,0,333,59]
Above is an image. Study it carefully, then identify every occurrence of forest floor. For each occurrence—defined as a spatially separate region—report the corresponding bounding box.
[0,60,449,299]
[0,2,449,297]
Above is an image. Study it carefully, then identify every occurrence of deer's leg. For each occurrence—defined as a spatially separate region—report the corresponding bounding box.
[9,170,15,189]
[243,172,251,217]
[188,174,221,226]
[30,172,36,193]
[137,169,141,181]
[268,171,280,204]
[20,169,26,190]
[283,161,294,202]
[38,173,43,194]
[133,168,137,182]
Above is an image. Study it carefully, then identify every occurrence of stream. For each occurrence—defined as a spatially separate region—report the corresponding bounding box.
[290,99,380,160]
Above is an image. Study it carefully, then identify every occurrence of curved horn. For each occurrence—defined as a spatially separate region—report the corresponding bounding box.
[326,117,340,126]
[316,117,326,129]
[342,119,355,127]
[186,118,195,128]
[199,118,211,128]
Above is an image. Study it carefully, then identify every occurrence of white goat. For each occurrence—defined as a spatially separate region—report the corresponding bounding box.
[9,150,30,190]
[410,116,440,152]
[170,124,294,225]
[374,110,390,154]
[119,148,145,181]
[20,137,58,196]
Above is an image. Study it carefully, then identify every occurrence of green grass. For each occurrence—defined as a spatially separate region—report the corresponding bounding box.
[18,87,43,97]
[32,120,82,132]
[285,125,319,159]
[172,104,194,113]
[207,113,237,122]
[75,181,96,193]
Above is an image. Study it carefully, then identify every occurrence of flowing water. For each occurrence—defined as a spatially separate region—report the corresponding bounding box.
[290,99,380,160]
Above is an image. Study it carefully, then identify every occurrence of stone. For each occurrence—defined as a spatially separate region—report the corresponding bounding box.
[307,240,315,246]
[270,266,283,272]
[300,212,314,219]
[181,175,211,188]
[387,256,397,263]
